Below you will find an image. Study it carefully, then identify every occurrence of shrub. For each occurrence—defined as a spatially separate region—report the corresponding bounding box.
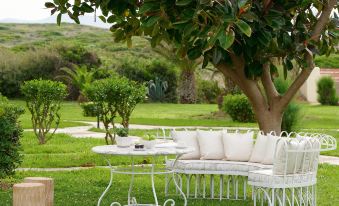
[85,77,145,144]
[197,80,221,104]
[274,78,302,133]
[222,94,255,122]
[21,79,67,144]
[0,94,24,178]
[0,44,101,99]
[317,76,338,105]
[115,128,129,137]
[80,102,99,117]
[281,103,301,133]
[117,58,178,102]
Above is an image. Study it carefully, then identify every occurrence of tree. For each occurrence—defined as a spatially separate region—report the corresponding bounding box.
[46,0,338,133]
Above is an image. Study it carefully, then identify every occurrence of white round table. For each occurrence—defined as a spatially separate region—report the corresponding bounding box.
[92,145,194,206]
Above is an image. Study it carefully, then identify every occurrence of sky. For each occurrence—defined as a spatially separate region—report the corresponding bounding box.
[0,0,108,28]
[0,0,50,20]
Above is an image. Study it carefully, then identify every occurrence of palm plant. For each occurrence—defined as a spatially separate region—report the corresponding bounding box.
[153,42,201,104]
[56,65,94,101]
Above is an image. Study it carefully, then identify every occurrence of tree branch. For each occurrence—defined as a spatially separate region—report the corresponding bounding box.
[309,0,337,41]
[261,62,279,107]
[279,0,336,110]
[216,56,268,113]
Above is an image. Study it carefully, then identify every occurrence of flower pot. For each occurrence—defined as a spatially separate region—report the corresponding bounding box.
[141,140,157,149]
[116,136,133,147]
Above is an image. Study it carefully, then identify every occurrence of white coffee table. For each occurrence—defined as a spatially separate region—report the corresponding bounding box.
[92,145,194,206]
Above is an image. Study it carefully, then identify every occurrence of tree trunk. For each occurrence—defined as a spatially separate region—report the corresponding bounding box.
[179,69,196,104]
[254,109,283,135]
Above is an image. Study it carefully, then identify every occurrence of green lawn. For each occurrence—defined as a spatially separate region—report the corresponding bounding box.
[10,100,339,129]
[0,164,338,206]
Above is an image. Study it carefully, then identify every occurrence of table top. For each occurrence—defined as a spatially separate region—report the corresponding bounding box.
[92,145,194,156]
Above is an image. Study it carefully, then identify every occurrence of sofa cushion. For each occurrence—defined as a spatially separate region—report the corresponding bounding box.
[248,169,316,188]
[197,130,225,160]
[223,131,254,161]
[273,138,306,175]
[261,134,280,165]
[171,130,200,159]
[166,159,272,175]
[249,132,268,163]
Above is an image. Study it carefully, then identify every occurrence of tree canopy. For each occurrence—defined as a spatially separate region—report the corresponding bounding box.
[46,0,338,133]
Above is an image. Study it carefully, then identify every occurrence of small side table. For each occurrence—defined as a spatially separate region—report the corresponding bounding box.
[92,145,194,206]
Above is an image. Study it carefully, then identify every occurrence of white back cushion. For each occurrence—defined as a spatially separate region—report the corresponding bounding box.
[261,134,280,165]
[171,130,200,159]
[197,130,224,160]
[223,131,254,161]
[249,132,268,163]
[273,138,305,175]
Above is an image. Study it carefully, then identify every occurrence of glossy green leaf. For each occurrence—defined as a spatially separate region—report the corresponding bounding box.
[237,0,249,8]
[139,3,159,14]
[187,46,202,60]
[143,16,160,27]
[80,3,94,13]
[218,30,235,50]
[57,13,62,26]
[176,0,193,6]
[98,16,106,23]
[45,2,55,8]
[235,20,252,37]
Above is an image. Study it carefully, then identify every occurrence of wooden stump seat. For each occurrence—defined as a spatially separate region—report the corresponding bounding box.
[24,177,54,206]
[13,183,45,206]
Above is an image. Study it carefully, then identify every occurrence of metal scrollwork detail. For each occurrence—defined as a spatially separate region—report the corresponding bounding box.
[164,199,176,206]
[110,202,121,206]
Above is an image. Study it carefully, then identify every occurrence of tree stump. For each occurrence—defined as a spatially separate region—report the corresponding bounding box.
[24,177,54,206]
[13,183,45,206]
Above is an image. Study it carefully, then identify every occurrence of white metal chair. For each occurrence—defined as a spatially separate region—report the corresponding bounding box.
[248,132,337,206]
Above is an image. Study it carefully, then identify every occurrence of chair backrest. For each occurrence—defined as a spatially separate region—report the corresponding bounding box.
[272,132,337,177]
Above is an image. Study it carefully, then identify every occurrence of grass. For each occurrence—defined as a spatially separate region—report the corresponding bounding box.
[0,164,338,206]
[9,100,339,129]
[314,54,339,68]
[20,132,160,168]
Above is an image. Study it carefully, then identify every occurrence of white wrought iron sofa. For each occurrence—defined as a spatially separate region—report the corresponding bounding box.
[161,129,336,205]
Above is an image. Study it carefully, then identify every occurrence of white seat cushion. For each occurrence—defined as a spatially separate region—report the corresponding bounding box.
[171,130,200,160]
[223,131,254,161]
[273,138,306,175]
[248,169,316,188]
[197,130,225,160]
[261,134,280,165]
[249,132,268,163]
[166,159,272,175]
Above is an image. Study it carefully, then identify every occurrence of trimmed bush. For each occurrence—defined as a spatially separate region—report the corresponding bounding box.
[317,76,338,105]
[222,94,255,122]
[85,77,145,144]
[21,79,67,144]
[197,80,221,104]
[0,94,24,178]
[80,102,99,117]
